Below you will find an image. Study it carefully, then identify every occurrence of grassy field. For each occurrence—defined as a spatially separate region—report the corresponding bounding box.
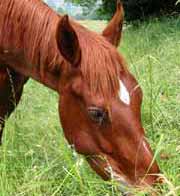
[0,17,180,196]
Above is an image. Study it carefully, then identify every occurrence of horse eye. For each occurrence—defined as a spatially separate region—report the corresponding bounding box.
[87,107,108,124]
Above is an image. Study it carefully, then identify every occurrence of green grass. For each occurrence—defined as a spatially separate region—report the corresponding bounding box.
[0,17,180,195]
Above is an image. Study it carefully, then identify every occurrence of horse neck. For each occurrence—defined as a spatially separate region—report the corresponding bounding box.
[0,0,66,90]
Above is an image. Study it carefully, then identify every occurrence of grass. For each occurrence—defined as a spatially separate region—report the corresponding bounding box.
[0,16,180,195]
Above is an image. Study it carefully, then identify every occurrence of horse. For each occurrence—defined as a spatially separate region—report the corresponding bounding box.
[0,0,161,191]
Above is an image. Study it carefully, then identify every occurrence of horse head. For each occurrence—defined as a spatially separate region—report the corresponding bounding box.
[55,0,160,188]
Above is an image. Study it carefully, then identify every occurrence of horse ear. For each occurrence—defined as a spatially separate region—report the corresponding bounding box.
[102,0,124,47]
[56,15,81,66]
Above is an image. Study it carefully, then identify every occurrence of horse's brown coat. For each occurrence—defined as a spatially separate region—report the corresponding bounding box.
[0,0,161,188]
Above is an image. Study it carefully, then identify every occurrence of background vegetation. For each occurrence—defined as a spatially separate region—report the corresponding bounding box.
[0,15,179,195]
[66,0,180,20]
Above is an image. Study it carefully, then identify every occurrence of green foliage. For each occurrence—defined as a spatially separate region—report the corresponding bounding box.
[57,7,65,14]
[122,0,180,20]
[66,0,96,16]
[65,0,180,20]
[96,0,116,20]
[66,0,115,19]
[176,0,180,5]
[0,17,180,195]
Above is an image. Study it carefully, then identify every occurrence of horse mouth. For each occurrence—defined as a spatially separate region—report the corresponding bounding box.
[104,161,161,196]
[104,163,129,185]
[86,152,162,196]
[88,154,132,186]
[89,152,160,186]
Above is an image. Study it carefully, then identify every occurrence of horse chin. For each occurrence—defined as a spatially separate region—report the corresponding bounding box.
[105,167,160,196]
[102,155,160,193]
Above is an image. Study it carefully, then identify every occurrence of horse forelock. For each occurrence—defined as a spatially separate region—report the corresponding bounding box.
[75,27,126,100]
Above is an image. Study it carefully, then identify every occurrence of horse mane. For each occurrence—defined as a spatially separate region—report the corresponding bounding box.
[0,0,126,99]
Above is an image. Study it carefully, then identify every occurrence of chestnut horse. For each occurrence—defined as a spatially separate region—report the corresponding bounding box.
[0,0,160,191]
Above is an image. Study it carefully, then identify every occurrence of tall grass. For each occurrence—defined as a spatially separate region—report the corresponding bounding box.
[0,17,179,195]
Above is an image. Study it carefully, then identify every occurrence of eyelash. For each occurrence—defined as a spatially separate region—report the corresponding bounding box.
[87,107,108,125]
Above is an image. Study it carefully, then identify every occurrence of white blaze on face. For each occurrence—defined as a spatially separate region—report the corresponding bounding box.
[119,80,130,105]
